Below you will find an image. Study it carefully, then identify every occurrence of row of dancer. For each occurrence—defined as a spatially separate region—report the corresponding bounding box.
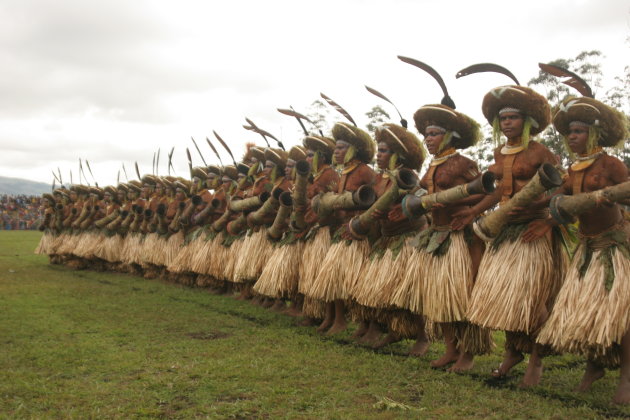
[36,67,630,404]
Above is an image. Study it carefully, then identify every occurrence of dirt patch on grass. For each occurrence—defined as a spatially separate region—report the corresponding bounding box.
[215,393,254,403]
[186,331,230,340]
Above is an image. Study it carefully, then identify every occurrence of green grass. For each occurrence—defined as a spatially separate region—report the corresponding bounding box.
[1,231,630,419]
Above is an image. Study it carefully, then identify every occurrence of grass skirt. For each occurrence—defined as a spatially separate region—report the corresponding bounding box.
[163,231,184,268]
[207,233,230,279]
[392,242,427,314]
[308,236,369,302]
[233,229,273,283]
[255,242,304,299]
[422,231,472,323]
[56,232,81,255]
[139,233,163,266]
[73,231,101,259]
[94,233,124,262]
[302,296,326,319]
[351,237,397,308]
[468,231,561,334]
[223,236,245,282]
[538,243,630,368]
[35,231,55,255]
[299,228,331,296]
[50,232,69,255]
[168,232,206,274]
[121,232,145,265]
[197,234,222,277]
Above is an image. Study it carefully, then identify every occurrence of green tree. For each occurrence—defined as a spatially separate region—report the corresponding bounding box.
[527,49,630,167]
[305,99,333,136]
[365,105,391,135]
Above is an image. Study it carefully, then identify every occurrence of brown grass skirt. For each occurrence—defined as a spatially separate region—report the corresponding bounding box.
[537,244,630,367]
[234,229,272,283]
[421,231,473,323]
[207,233,229,279]
[197,234,222,276]
[35,231,55,255]
[56,232,81,255]
[94,234,124,262]
[255,242,304,299]
[392,243,427,314]
[223,236,245,282]
[351,237,398,308]
[49,232,68,255]
[163,231,184,267]
[73,231,102,259]
[309,239,369,302]
[298,228,331,296]
[121,233,145,265]
[468,233,559,334]
[139,233,163,266]
[168,233,206,274]
[302,296,326,319]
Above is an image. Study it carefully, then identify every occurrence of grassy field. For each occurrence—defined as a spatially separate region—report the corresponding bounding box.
[1,231,630,419]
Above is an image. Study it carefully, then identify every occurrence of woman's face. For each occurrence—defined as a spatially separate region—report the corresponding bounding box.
[499,112,524,141]
[567,125,590,155]
[424,129,445,156]
[263,160,275,177]
[284,160,296,178]
[376,142,393,170]
[306,150,315,165]
[175,190,185,201]
[333,142,349,164]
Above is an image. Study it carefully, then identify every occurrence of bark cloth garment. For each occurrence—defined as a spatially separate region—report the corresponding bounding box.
[538,220,630,368]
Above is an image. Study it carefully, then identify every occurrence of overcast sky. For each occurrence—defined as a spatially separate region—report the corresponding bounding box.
[1,0,628,187]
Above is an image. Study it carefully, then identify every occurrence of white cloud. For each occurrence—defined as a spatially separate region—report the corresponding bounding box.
[0,0,628,186]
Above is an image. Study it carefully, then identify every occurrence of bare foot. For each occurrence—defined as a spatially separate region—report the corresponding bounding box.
[408,338,430,357]
[576,362,605,392]
[261,298,274,308]
[352,321,369,339]
[520,358,543,388]
[430,351,459,369]
[316,318,333,333]
[359,323,384,346]
[270,299,286,312]
[372,331,401,349]
[491,351,524,378]
[284,304,303,318]
[613,376,630,404]
[448,352,474,373]
[326,320,348,336]
[299,317,319,327]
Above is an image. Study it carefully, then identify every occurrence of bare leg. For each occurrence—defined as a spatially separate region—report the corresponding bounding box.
[316,302,334,333]
[372,329,401,349]
[352,320,369,339]
[431,324,459,368]
[577,360,605,392]
[326,299,347,335]
[270,298,286,312]
[613,329,630,404]
[360,321,384,345]
[449,351,475,373]
[408,315,430,357]
[520,342,544,387]
[492,332,524,377]
[284,295,303,317]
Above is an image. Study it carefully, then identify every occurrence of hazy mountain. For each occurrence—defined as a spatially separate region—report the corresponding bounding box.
[0,176,51,195]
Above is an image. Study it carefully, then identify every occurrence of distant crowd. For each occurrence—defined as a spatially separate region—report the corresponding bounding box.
[0,194,44,230]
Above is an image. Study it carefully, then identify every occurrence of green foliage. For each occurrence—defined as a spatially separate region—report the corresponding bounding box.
[306,99,333,136]
[2,231,630,418]
[528,49,630,167]
[365,105,391,135]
